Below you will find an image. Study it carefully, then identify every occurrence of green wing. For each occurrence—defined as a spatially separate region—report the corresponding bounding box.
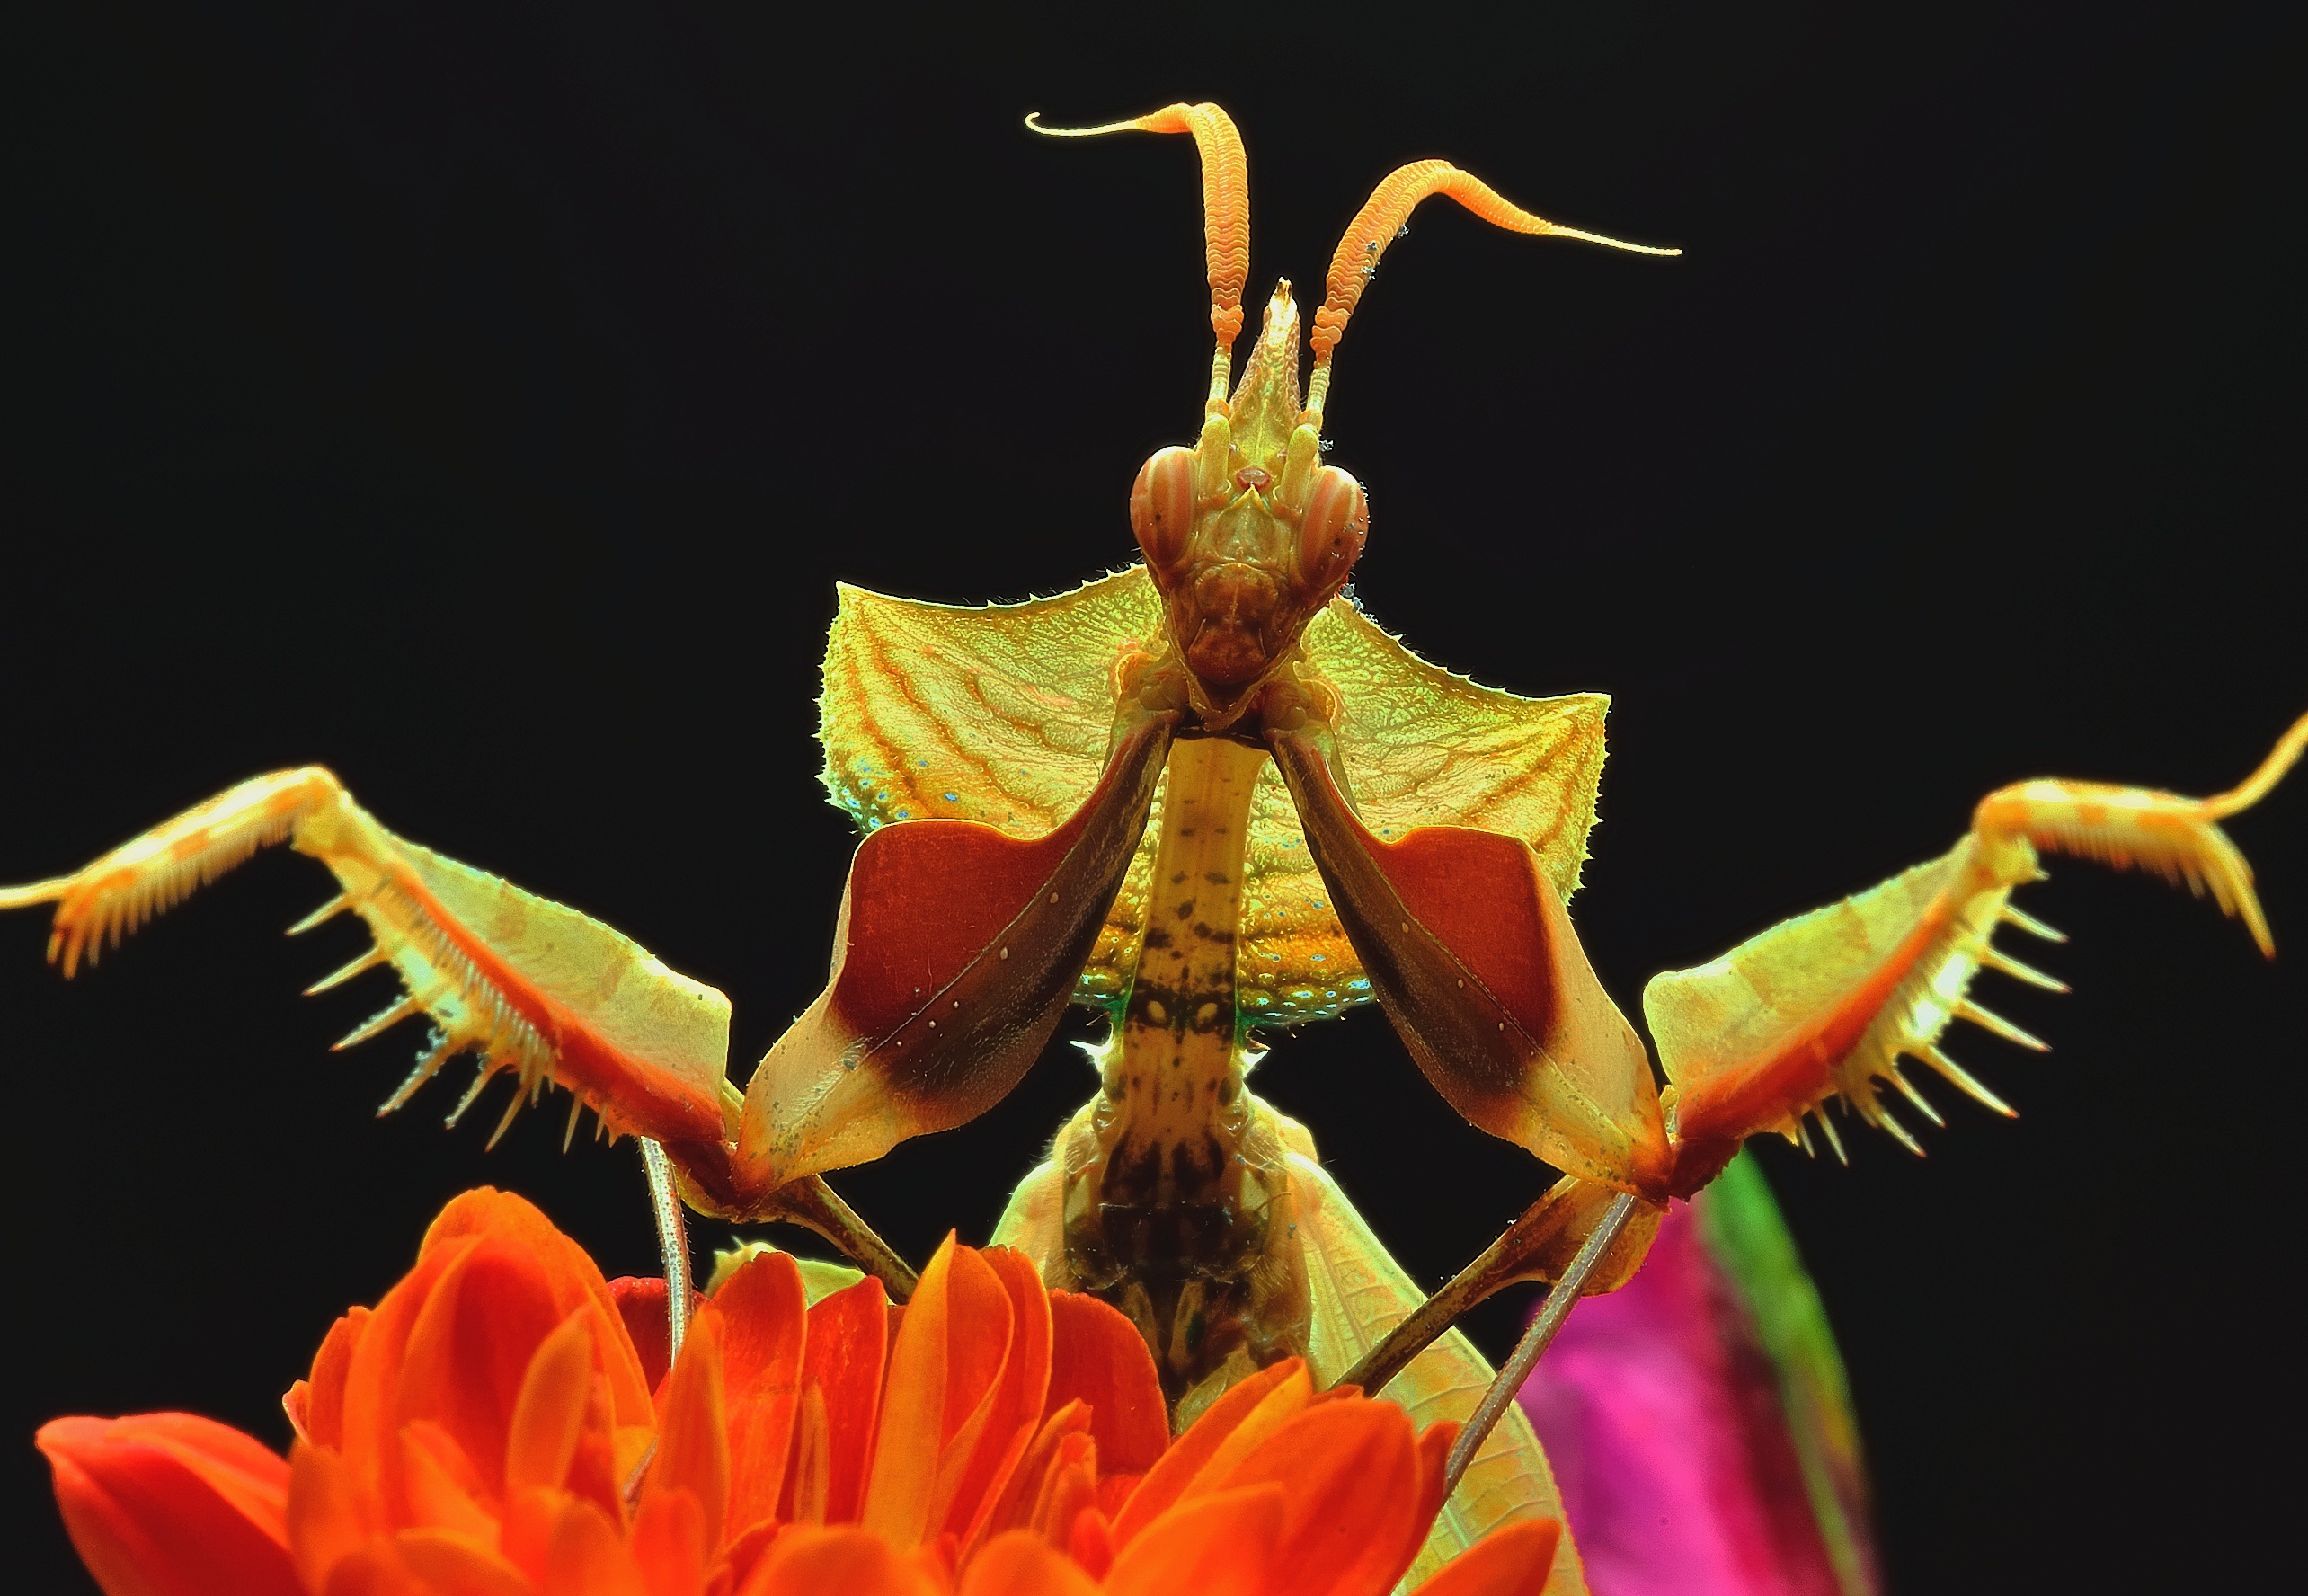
[1289,1152,1590,1596]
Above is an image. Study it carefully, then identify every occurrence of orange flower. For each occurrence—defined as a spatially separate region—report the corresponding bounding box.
[40,1188,1558,1595]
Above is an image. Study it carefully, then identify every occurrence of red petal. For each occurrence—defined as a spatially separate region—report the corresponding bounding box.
[339,1231,478,1514]
[1043,1291,1167,1476]
[337,1193,650,1528]
[611,1277,679,1394]
[39,1413,301,1596]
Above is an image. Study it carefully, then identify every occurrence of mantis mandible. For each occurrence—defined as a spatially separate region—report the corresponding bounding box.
[5,102,2300,1589]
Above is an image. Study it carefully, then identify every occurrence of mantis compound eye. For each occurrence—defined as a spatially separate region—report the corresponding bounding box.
[1130,446,1199,576]
[1296,466,1368,590]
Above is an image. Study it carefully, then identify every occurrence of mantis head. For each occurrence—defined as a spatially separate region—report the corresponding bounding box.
[1031,102,1676,726]
[1129,283,1366,709]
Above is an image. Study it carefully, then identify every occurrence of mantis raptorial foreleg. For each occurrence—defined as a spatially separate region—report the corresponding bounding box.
[0,689,1180,1298]
[1650,712,2308,1195]
[0,765,931,1298]
[0,767,737,1156]
[1341,714,2306,1403]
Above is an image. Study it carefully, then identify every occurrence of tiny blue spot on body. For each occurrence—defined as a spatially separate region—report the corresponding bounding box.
[944,792,959,802]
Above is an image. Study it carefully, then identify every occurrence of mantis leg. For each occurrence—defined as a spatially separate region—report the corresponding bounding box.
[0,766,922,1287]
[728,702,1177,1196]
[1652,713,2306,1195]
[1337,1173,1663,1401]
[1437,1191,1646,1504]
[1265,714,1670,1197]
[0,767,737,1159]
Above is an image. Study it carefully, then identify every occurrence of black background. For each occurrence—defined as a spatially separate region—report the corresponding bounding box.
[4,4,2298,1592]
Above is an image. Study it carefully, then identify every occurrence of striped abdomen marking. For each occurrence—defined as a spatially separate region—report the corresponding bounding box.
[1105,734,1265,1209]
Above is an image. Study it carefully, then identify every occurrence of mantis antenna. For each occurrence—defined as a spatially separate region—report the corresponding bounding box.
[1026,103,1250,406]
[1440,1191,1644,1504]
[1304,161,1680,424]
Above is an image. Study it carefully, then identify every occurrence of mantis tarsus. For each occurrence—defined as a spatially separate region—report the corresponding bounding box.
[5,101,2299,1587]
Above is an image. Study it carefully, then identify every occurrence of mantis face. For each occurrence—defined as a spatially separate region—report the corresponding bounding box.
[1130,286,1368,723]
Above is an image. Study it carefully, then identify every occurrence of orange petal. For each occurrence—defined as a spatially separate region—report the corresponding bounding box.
[288,1306,372,1450]
[507,1312,599,1495]
[963,1401,1092,1553]
[646,1301,731,1549]
[1109,1359,1309,1547]
[938,1247,1052,1538]
[713,1517,785,1592]
[422,1189,657,1431]
[864,1238,1015,1548]
[1104,1484,1284,1596]
[38,1413,300,1596]
[1213,1398,1422,1596]
[1407,1520,1563,1596]
[399,1233,573,1503]
[740,1522,945,1596]
[339,1233,479,1514]
[1063,1506,1114,1580]
[629,1487,708,1596]
[288,1440,371,1592]
[1043,1290,1167,1477]
[956,1530,1100,1596]
[1094,1472,1139,1521]
[535,1496,650,1596]
[312,1538,407,1596]
[1402,1421,1459,1576]
[396,1522,548,1595]
[1025,1432,1098,1547]
[398,1421,500,1544]
[780,1274,889,1523]
[713,1250,809,1538]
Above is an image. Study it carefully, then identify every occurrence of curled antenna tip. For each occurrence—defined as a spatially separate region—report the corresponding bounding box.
[1549,223,1682,257]
[1024,111,1144,139]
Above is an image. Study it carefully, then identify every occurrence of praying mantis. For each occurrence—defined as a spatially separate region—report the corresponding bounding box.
[5,101,2301,1590]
